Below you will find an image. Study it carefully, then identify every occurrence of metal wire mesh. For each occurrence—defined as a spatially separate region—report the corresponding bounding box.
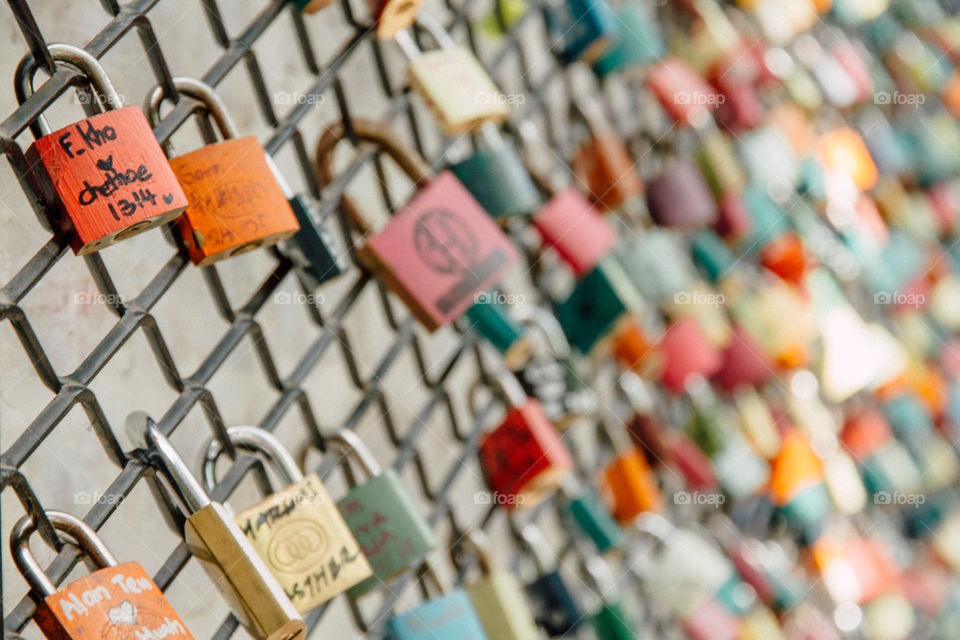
[1,1,642,637]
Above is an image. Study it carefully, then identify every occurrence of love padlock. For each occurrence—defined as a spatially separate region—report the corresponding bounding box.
[12,511,195,640]
[17,45,187,254]
[133,415,305,640]
[544,0,621,64]
[532,187,619,278]
[315,118,518,331]
[454,531,540,640]
[646,56,722,126]
[592,1,666,77]
[646,158,719,229]
[473,355,573,509]
[556,258,643,355]
[281,191,350,290]
[324,429,438,597]
[396,15,509,135]
[145,78,299,266]
[465,295,532,370]
[582,555,638,640]
[840,409,923,499]
[570,129,643,213]
[769,428,832,543]
[385,564,489,640]
[368,0,424,38]
[202,426,372,612]
[519,524,584,636]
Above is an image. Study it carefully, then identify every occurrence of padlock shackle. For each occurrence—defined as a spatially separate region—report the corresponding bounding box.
[618,371,655,414]
[324,428,384,479]
[202,425,305,494]
[15,44,123,138]
[144,76,239,143]
[314,118,431,235]
[514,305,572,359]
[11,511,119,598]
[468,345,529,415]
[395,12,457,59]
[581,553,617,597]
[132,413,213,514]
[518,523,556,573]
[451,529,495,577]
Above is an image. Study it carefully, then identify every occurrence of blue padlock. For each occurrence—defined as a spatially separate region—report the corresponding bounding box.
[544,0,621,65]
[593,2,666,77]
[386,566,489,640]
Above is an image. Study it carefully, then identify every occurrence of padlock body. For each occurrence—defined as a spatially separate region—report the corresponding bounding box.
[546,0,621,64]
[285,194,349,289]
[233,474,372,613]
[336,468,438,597]
[293,0,336,12]
[557,259,639,354]
[533,187,617,277]
[27,106,188,255]
[450,141,542,218]
[593,3,665,76]
[466,299,531,370]
[169,136,300,266]
[408,49,509,135]
[360,171,519,331]
[184,502,306,640]
[386,590,489,640]
[368,0,424,38]
[478,398,573,508]
[526,571,583,636]
[603,448,662,523]
[466,568,540,640]
[35,561,194,640]
[591,601,636,640]
[570,131,643,211]
[646,159,718,229]
[568,491,623,552]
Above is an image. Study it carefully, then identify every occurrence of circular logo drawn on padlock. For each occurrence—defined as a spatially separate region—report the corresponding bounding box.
[267,519,329,574]
[201,180,269,218]
[102,601,186,640]
[413,209,478,275]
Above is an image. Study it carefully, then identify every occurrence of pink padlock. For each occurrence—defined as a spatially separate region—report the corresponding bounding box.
[658,318,723,392]
[532,187,618,277]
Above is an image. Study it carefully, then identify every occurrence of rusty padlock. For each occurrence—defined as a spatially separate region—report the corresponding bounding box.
[11,510,196,640]
[396,15,509,135]
[202,426,372,612]
[472,348,573,509]
[315,118,519,331]
[16,44,188,254]
[145,77,300,266]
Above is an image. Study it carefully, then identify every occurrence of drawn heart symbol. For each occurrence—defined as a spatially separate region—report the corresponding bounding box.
[162,193,174,205]
[95,155,115,172]
[107,600,137,625]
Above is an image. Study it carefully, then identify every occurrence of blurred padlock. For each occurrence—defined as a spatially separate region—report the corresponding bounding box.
[385,563,489,640]
[646,158,720,229]
[533,187,618,278]
[202,426,372,612]
[656,318,724,393]
[396,16,509,135]
[769,428,832,542]
[454,531,540,640]
[323,429,438,597]
[315,118,519,331]
[367,0,424,38]
[544,0,621,64]
[593,1,666,77]
[465,295,532,370]
[582,554,638,640]
[519,524,585,636]
[133,414,306,640]
[561,474,624,553]
[555,259,642,354]
[841,408,923,497]
[12,510,196,640]
[17,44,187,254]
[291,0,336,13]
[646,56,722,126]
[145,78,299,266]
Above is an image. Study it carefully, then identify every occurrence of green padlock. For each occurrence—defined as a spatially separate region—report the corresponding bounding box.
[325,429,438,597]
[593,1,666,77]
[562,475,623,554]
[466,294,532,370]
[455,531,541,640]
[583,555,639,640]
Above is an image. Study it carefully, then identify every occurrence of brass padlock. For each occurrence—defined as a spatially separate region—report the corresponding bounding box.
[453,531,540,640]
[395,15,509,135]
[202,425,372,612]
[11,510,196,639]
[132,413,305,640]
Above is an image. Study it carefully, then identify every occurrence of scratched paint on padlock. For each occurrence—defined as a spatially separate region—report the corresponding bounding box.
[27,106,188,254]
[232,474,372,613]
[360,171,519,330]
[34,561,195,640]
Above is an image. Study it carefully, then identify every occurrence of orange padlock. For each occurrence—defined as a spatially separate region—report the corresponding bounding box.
[816,128,878,192]
[316,119,518,331]
[18,45,187,255]
[602,446,663,523]
[368,0,424,38]
[12,511,195,640]
[145,78,300,266]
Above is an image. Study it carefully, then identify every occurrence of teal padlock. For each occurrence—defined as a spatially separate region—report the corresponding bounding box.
[614,230,697,307]
[450,132,543,219]
[545,0,621,65]
[556,257,642,354]
[905,112,960,187]
[386,565,489,640]
[563,475,623,553]
[593,2,666,77]
[466,294,531,370]
[689,229,738,285]
[326,429,438,597]
[583,555,639,640]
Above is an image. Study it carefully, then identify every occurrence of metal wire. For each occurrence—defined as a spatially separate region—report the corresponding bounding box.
[1,0,628,636]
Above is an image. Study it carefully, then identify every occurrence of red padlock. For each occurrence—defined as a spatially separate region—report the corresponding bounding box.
[19,45,187,254]
[657,318,724,393]
[316,119,519,331]
[712,325,775,392]
[532,187,618,278]
[646,56,722,126]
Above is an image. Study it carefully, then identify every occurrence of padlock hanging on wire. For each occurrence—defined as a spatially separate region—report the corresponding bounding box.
[16,44,188,255]
[384,561,490,640]
[516,522,585,636]
[590,0,667,79]
[290,0,424,38]
[201,425,372,612]
[579,549,641,640]
[314,117,520,332]
[557,472,626,554]
[11,510,197,639]
[542,0,621,66]
[129,413,306,640]
[594,408,664,526]
[394,14,510,136]
[144,78,300,266]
